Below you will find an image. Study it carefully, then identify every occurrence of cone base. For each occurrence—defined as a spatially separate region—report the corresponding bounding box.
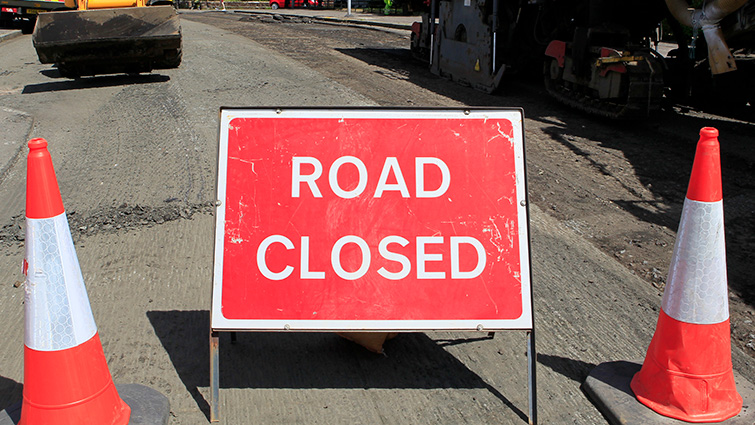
[632,366,742,423]
[1,384,169,425]
[630,311,742,422]
[116,384,170,425]
[20,333,130,425]
[585,361,755,425]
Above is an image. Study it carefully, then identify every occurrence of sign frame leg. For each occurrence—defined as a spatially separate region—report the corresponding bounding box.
[210,330,220,423]
[527,329,537,425]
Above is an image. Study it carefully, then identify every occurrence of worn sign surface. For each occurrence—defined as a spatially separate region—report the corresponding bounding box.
[212,108,531,331]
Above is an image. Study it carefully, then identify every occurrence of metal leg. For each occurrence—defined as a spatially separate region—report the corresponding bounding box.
[210,330,220,422]
[527,329,537,425]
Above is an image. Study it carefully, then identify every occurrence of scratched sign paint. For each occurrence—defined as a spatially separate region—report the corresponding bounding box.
[211,108,532,330]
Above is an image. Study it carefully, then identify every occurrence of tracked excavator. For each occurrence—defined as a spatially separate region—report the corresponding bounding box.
[27,0,182,78]
[411,0,754,119]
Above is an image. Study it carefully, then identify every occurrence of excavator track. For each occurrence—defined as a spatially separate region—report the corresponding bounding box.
[544,51,666,120]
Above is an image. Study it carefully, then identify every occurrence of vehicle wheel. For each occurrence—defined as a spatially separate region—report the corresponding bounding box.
[21,16,36,35]
[155,48,183,69]
[125,62,152,75]
[271,2,279,9]
[57,64,80,79]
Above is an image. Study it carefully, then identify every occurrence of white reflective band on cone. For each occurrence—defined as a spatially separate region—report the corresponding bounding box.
[25,212,97,351]
[662,198,729,325]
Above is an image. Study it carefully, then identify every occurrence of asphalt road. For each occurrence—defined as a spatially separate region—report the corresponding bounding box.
[0,12,753,424]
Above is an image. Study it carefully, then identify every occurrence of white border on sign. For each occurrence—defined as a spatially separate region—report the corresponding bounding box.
[211,108,531,331]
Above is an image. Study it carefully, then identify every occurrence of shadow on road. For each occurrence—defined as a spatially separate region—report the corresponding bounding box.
[0,375,22,422]
[537,353,597,384]
[23,73,170,94]
[147,310,528,422]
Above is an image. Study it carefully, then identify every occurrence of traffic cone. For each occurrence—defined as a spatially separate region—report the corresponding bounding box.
[20,138,131,424]
[630,127,742,422]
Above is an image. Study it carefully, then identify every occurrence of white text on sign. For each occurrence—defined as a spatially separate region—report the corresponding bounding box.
[257,235,486,281]
[292,156,451,198]
[255,156,486,282]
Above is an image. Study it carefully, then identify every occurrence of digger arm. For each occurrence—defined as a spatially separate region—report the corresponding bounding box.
[665,0,749,74]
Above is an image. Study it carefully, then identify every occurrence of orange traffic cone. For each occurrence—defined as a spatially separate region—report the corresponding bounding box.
[20,138,131,424]
[630,127,742,422]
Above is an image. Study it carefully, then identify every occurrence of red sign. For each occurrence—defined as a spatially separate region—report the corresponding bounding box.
[211,108,531,331]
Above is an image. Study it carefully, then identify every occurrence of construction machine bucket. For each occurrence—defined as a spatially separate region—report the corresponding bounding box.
[32,5,181,77]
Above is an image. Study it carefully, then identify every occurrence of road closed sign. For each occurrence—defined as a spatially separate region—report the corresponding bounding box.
[211,108,532,331]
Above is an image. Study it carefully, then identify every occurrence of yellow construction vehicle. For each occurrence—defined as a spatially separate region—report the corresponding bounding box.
[30,0,181,78]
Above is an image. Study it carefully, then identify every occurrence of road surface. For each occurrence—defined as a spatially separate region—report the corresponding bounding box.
[0,11,753,424]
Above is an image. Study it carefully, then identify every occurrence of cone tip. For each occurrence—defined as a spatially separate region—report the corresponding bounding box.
[686,127,722,202]
[699,127,719,140]
[26,137,65,218]
[28,138,48,150]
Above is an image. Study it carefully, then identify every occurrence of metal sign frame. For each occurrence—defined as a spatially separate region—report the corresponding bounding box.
[209,107,536,424]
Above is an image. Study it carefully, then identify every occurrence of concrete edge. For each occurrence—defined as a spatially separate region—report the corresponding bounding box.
[0,107,34,185]
[231,9,413,31]
[318,15,411,30]
[0,30,22,44]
